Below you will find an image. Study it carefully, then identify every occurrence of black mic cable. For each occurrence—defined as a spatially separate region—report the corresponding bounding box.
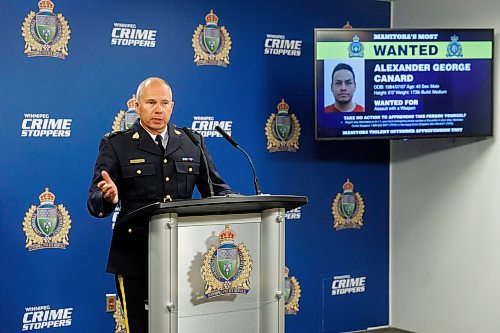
[183,127,215,197]
[215,126,262,195]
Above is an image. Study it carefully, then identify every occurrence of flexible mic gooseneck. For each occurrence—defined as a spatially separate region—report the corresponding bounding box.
[215,126,262,195]
[183,127,215,197]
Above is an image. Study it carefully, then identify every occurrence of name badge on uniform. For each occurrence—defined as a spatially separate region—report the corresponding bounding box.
[130,159,145,164]
[181,157,194,161]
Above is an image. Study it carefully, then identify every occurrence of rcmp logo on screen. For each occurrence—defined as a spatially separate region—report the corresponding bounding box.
[331,274,366,296]
[202,225,252,298]
[192,10,231,67]
[111,22,157,48]
[332,179,365,230]
[284,266,301,315]
[264,34,302,57]
[22,305,73,331]
[113,95,138,132]
[22,0,70,59]
[191,116,232,137]
[21,114,72,137]
[348,35,364,58]
[447,34,463,57]
[22,188,71,251]
[265,99,301,152]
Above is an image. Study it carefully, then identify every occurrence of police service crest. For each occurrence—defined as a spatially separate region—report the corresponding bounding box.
[265,99,301,152]
[192,10,231,67]
[447,34,463,57]
[112,95,138,132]
[202,225,252,298]
[284,266,301,315]
[22,188,71,250]
[21,0,71,59]
[332,179,365,230]
[348,35,364,58]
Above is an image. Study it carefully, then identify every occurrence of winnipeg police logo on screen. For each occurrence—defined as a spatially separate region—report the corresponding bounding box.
[22,188,71,251]
[192,10,231,67]
[332,179,365,230]
[113,95,138,132]
[446,34,463,57]
[22,304,73,331]
[202,225,252,298]
[284,266,301,315]
[348,35,364,58]
[265,99,301,153]
[21,0,70,59]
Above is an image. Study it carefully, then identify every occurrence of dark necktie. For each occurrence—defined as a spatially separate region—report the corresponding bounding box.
[155,135,165,153]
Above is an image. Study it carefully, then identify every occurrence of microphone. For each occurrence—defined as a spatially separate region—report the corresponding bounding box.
[215,126,262,195]
[183,127,215,197]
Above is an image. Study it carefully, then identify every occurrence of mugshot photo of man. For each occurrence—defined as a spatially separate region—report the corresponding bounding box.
[324,62,365,113]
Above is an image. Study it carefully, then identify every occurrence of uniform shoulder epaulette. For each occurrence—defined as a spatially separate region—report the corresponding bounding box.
[104,128,130,139]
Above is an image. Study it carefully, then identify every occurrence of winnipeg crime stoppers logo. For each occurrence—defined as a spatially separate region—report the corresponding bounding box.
[191,116,232,137]
[264,34,302,56]
[348,35,364,58]
[111,23,157,48]
[285,207,302,220]
[22,0,70,59]
[332,179,365,230]
[22,305,73,331]
[202,225,252,298]
[113,95,138,132]
[192,10,231,67]
[22,188,71,251]
[331,274,366,296]
[284,266,301,315]
[265,99,301,152]
[21,114,72,137]
[447,34,463,57]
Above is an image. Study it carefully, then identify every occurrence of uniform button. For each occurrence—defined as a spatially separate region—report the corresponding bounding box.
[163,159,168,164]
[128,228,133,234]
[136,169,142,175]
[188,167,193,173]
[98,213,103,217]
[163,195,172,202]
[165,177,170,182]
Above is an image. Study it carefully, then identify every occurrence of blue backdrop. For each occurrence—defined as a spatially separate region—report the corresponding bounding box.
[1,1,390,332]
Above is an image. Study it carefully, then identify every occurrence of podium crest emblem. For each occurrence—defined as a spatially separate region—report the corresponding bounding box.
[112,95,139,132]
[284,266,301,315]
[202,225,253,298]
[21,0,71,59]
[348,35,364,58]
[22,188,71,250]
[332,179,365,230]
[265,99,301,152]
[192,10,231,67]
[446,34,463,57]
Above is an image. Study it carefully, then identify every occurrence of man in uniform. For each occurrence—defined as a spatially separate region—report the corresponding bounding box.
[324,63,364,113]
[87,77,233,333]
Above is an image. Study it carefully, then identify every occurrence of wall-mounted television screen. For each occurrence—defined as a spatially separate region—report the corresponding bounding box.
[315,29,494,140]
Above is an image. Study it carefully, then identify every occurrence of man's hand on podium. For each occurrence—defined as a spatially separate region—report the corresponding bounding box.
[98,170,119,204]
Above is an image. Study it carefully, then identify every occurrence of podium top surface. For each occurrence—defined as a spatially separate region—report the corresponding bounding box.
[121,195,307,223]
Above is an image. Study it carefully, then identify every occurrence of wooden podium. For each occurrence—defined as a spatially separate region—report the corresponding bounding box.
[124,195,307,333]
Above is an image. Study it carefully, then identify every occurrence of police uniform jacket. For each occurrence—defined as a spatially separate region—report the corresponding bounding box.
[87,120,232,277]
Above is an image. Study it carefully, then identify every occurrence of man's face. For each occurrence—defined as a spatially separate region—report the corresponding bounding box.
[331,69,356,104]
[135,80,174,135]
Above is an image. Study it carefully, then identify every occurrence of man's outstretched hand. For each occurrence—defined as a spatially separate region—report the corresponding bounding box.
[98,170,119,204]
